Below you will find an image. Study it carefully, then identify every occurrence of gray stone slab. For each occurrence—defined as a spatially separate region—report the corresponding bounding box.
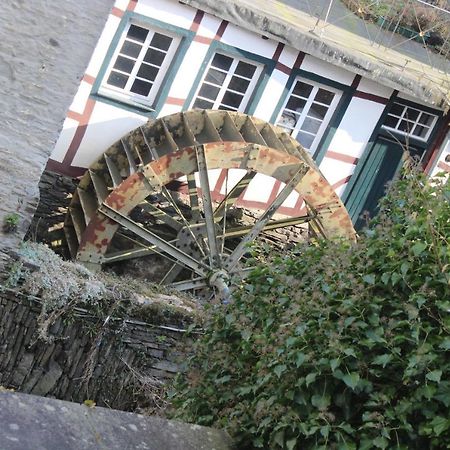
[0,392,233,450]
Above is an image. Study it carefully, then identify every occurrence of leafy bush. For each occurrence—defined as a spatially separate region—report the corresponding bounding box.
[170,169,450,449]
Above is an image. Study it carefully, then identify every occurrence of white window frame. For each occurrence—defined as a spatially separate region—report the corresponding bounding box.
[99,21,181,110]
[381,102,438,142]
[190,52,264,112]
[275,77,342,155]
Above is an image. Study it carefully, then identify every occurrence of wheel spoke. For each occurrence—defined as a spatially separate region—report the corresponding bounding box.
[139,200,182,231]
[187,173,200,222]
[168,277,209,291]
[160,262,184,285]
[99,203,209,277]
[213,170,255,221]
[196,145,221,268]
[225,164,309,271]
[220,213,315,239]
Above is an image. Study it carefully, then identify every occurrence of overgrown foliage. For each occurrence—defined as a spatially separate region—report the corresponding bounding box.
[170,169,450,449]
[5,242,199,340]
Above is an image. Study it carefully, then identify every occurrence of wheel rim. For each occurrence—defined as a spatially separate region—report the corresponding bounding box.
[64,110,356,297]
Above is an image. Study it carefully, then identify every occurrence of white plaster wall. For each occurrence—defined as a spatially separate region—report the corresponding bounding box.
[301,55,354,85]
[85,15,122,77]
[134,0,195,30]
[196,13,222,38]
[326,97,385,158]
[318,97,386,196]
[69,81,94,115]
[71,102,148,167]
[220,23,277,59]
[430,133,450,177]
[358,78,393,98]
[50,119,80,163]
[165,42,210,100]
[278,45,299,68]
[253,69,289,122]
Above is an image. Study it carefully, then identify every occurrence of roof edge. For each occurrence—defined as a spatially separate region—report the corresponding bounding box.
[181,0,449,110]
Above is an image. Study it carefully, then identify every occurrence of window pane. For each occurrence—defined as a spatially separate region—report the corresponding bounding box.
[120,41,142,58]
[130,79,152,96]
[286,97,306,113]
[219,104,237,111]
[398,120,412,133]
[404,108,419,121]
[419,112,434,126]
[211,53,233,71]
[127,25,148,43]
[113,56,135,74]
[235,61,257,78]
[413,125,428,138]
[198,83,220,101]
[151,33,172,51]
[390,103,404,116]
[292,81,313,98]
[144,48,165,66]
[277,112,297,130]
[205,68,227,85]
[315,88,334,105]
[107,71,128,88]
[296,131,315,149]
[228,76,250,93]
[222,91,244,108]
[137,63,158,81]
[384,115,398,128]
[309,103,328,120]
[193,98,214,109]
[301,117,321,134]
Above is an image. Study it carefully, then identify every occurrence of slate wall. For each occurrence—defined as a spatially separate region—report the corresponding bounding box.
[0,288,193,412]
[0,0,114,269]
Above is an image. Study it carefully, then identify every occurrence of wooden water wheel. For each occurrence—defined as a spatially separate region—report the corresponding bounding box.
[64,110,355,298]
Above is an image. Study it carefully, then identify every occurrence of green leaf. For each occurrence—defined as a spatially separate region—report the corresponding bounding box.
[330,358,340,371]
[426,370,442,383]
[431,416,450,436]
[344,348,357,358]
[273,430,284,447]
[412,241,427,256]
[286,336,297,347]
[286,438,297,450]
[320,425,330,438]
[342,372,360,390]
[439,338,450,350]
[372,354,392,368]
[381,272,390,284]
[311,394,331,410]
[305,372,317,387]
[274,364,287,378]
[241,329,251,341]
[362,274,375,285]
[295,352,306,368]
[373,436,389,449]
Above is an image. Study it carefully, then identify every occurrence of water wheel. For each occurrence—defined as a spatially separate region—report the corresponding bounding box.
[64,110,355,298]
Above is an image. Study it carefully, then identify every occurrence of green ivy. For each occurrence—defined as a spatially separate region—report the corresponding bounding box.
[170,169,450,449]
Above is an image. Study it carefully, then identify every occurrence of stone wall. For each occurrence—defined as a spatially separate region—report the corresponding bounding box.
[0,288,194,412]
[0,0,114,269]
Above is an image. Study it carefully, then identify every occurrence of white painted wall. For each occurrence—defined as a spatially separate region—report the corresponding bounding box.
[71,102,148,167]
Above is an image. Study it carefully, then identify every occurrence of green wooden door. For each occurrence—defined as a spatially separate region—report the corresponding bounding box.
[345,137,405,229]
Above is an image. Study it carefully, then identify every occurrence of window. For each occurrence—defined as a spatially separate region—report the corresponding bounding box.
[276,78,342,155]
[191,53,263,111]
[382,102,438,141]
[99,22,181,109]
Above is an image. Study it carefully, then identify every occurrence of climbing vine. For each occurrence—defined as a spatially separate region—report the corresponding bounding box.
[170,168,450,449]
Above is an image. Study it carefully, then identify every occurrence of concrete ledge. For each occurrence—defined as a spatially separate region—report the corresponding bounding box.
[0,391,233,450]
